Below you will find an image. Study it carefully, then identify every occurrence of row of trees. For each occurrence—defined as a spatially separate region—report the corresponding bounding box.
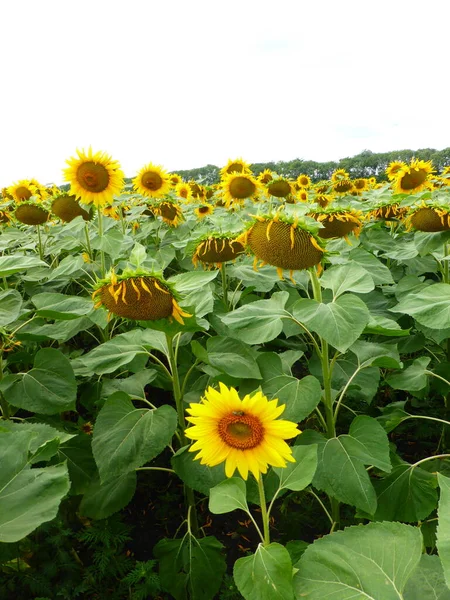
[171,148,450,184]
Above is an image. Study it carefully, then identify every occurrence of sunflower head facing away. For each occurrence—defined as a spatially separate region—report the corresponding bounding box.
[192,234,245,268]
[310,207,363,240]
[392,159,435,194]
[266,177,294,199]
[404,203,450,232]
[185,383,300,480]
[52,194,92,222]
[133,163,171,199]
[92,270,191,324]
[152,200,184,227]
[15,202,50,225]
[332,179,354,195]
[368,201,407,221]
[64,147,124,207]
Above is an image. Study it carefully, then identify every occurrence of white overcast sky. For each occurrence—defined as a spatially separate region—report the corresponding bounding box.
[1,0,450,187]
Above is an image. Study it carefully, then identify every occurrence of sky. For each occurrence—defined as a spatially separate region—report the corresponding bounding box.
[2,0,450,187]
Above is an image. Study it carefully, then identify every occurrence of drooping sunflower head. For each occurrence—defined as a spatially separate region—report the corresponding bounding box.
[189,181,207,201]
[175,182,193,203]
[194,203,214,220]
[258,169,274,185]
[266,177,294,199]
[368,200,408,221]
[238,213,325,280]
[312,193,333,208]
[392,159,435,194]
[404,202,450,232]
[333,179,354,195]
[133,162,171,199]
[152,200,184,227]
[52,194,92,222]
[386,161,407,181]
[310,207,363,240]
[192,233,245,268]
[331,168,349,182]
[15,201,50,225]
[92,270,191,324]
[297,174,312,189]
[220,172,261,207]
[314,181,332,194]
[220,158,252,178]
[7,180,38,203]
[185,383,300,480]
[64,147,124,207]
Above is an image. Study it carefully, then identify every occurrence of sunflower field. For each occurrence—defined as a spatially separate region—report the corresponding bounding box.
[1,152,450,599]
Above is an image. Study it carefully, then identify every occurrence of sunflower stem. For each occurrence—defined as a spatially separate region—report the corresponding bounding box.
[97,207,106,278]
[443,244,450,284]
[0,354,9,420]
[221,263,229,311]
[257,475,270,546]
[84,222,93,261]
[36,225,44,261]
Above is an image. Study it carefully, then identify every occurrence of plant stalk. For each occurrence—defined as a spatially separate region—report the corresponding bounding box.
[257,475,270,546]
[220,263,228,311]
[36,225,44,261]
[97,207,106,277]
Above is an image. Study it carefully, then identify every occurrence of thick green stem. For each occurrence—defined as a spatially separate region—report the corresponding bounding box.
[97,208,106,277]
[443,244,450,284]
[257,475,270,546]
[84,222,93,261]
[220,263,228,311]
[36,225,44,261]
[0,354,9,419]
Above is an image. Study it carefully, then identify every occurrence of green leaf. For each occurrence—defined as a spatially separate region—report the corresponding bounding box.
[349,247,394,285]
[31,292,94,320]
[7,348,77,414]
[234,543,294,600]
[332,357,380,404]
[349,340,402,369]
[437,473,450,590]
[292,294,370,353]
[47,254,85,281]
[404,555,450,600]
[320,262,374,299]
[294,521,422,599]
[391,283,450,329]
[17,316,93,343]
[57,434,97,495]
[168,270,219,292]
[227,262,278,292]
[377,402,410,432]
[364,314,410,337]
[154,534,226,600]
[209,478,249,515]
[0,420,74,452]
[0,254,47,277]
[220,291,288,344]
[171,446,227,496]
[373,463,438,522]
[0,431,70,542]
[0,289,22,326]
[345,416,392,472]
[206,336,262,379]
[258,354,322,422]
[92,392,177,482]
[386,356,431,391]
[79,471,136,519]
[274,445,318,491]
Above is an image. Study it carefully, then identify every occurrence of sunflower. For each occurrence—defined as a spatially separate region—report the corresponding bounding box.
[7,180,38,203]
[92,270,191,323]
[15,202,50,225]
[29,179,49,201]
[194,203,214,219]
[133,162,171,199]
[189,181,207,201]
[266,177,294,199]
[442,166,450,175]
[52,194,91,222]
[392,159,435,194]
[175,182,193,203]
[103,205,120,220]
[404,203,450,232]
[331,168,349,182]
[297,174,311,188]
[386,161,407,181]
[312,193,333,208]
[258,169,273,184]
[152,200,184,227]
[220,158,252,178]
[298,190,309,202]
[1,187,13,201]
[239,214,324,280]
[64,147,124,207]
[221,172,260,207]
[170,173,182,186]
[368,202,407,221]
[0,209,12,224]
[185,383,300,481]
[314,181,332,194]
[368,177,377,186]
[192,234,245,268]
[333,179,354,195]
[311,208,363,240]
[353,178,369,192]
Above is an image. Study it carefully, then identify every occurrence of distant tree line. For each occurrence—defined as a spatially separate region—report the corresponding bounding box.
[171,148,450,184]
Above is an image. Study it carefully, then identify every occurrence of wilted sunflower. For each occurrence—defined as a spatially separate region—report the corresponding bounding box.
[331,168,349,182]
[258,169,274,184]
[311,208,363,240]
[238,214,324,280]
[185,383,300,480]
[175,182,193,203]
[297,174,312,188]
[392,159,435,194]
[368,201,407,221]
[64,147,124,207]
[333,179,354,195]
[266,177,294,199]
[133,163,171,199]
[386,161,407,181]
[192,234,245,268]
[15,202,50,225]
[7,180,38,203]
[220,158,252,178]
[52,194,91,222]
[152,200,184,227]
[92,270,191,323]
[221,172,260,207]
[404,202,450,232]
[194,203,214,219]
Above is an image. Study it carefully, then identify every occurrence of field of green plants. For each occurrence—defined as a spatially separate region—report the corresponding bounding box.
[1,153,450,599]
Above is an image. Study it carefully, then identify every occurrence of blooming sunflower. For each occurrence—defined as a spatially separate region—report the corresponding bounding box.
[297,174,312,188]
[386,161,407,181]
[7,180,38,203]
[314,181,332,194]
[64,147,124,207]
[392,159,435,194]
[170,173,182,186]
[52,194,91,222]
[185,383,300,480]
[220,158,252,178]
[189,181,207,201]
[194,203,214,219]
[0,209,12,224]
[92,270,191,323]
[353,178,369,192]
[175,182,193,203]
[192,234,245,268]
[312,193,333,208]
[258,169,274,184]
[331,168,349,182]
[442,166,450,175]
[1,187,13,201]
[297,190,309,202]
[133,163,171,199]
[221,172,260,207]
[152,200,184,227]
[266,177,294,199]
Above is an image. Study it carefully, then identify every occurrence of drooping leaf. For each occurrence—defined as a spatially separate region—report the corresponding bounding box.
[31,292,94,320]
[0,254,47,277]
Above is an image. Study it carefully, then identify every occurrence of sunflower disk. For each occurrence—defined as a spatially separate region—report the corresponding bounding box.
[15,204,49,225]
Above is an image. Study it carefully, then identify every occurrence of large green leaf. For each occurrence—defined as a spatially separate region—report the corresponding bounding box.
[220,291,289,344]
[57,434,97,495]
[6,348,77,414]
[154,534,226,600]
[92,392,177,483]
[0,431,70,542]
[292,294,370,352]
[209,478,249,515]
[234,543,294,600]
[31,292,94,320]
[206,336,262,379]
[391,283,450,329]
[386,356,431,391]
[0,254,47,277]
[274,444,318,491]
[171,446,227,496]
[404,555,450,600]
[320,262,374,299]
[349,247,394,284]
[293,521,422,599]
[79,471,136,519]
[0,289,22,326]
[437,473,450,590]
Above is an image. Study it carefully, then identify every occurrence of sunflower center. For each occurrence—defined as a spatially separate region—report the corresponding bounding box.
[229,177,256,199]
[142,171,163,191]
[16,186,32,200]
[399,169,427,191]
[218,413,264,449]
[199,206,209,213]
[77,162,110,193]
[226,163,244,174]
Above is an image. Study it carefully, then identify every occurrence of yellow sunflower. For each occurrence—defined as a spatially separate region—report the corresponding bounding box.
[152,200,184,227]
[353,178,369,192]
[392,159,435,194]
[258,169,274,184]
[64,147,124,207]
[297,190,309,202]
[386,161,407,181]
[332,179,354,195]
[175,182,193,203]
[221,172,260,207]
[7,180,38,203]
[92,270,191,324]
[133,163,171,199]
[266,177,294,199]
[220,158,252,178]
[311,208,363,240]
[314,181,332,194]
[185,383,300,480]
[297,174,312,188]
[189,181,207,201]
[169,173,182,186]
[331,168,349,182]
[194,203,214,219]
[1,187,13,201]
[404,203,450,232]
